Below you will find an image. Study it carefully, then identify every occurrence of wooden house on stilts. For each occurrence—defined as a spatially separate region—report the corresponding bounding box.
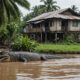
[24,8,80,42]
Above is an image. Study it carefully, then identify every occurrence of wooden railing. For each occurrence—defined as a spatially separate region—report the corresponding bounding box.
[27,27,51,33]
[28,28,43,32]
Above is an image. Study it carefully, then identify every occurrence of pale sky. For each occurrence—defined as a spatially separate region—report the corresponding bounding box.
[19,0,80,16]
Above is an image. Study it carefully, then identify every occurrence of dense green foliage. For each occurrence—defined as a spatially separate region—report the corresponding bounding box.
[0,22,19,45]
[63,34,76,45]
[63,33,80,45]
[11,35,38,51]
[0,0,30,49]
[40,0,60,12]
[0,26,8,45]
[0,0,30,26]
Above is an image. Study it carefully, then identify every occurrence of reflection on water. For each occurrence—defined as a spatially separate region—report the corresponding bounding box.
[0,57,80,80]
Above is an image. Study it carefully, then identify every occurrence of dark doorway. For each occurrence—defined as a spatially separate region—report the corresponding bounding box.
[61,19,68,31]
[44,20,49,31]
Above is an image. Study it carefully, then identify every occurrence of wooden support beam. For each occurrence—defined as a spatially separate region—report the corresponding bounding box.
[41,33,43,42]
[33,34,36,40]
[63,33,65,41]
[45,32,47,42]
[55,33,58,43]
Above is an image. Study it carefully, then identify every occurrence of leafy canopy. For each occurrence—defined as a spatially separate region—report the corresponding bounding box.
[0,0,30,26]
[40,0,60,12]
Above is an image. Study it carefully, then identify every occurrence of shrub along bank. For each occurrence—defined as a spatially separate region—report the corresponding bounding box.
[11,35,38,51]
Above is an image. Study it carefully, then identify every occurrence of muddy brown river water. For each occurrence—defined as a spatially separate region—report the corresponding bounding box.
[0,55,80,80]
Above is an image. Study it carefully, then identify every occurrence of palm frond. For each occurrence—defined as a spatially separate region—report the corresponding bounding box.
[14,0,30,9]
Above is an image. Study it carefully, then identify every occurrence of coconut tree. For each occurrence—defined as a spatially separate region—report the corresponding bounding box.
[71,5,78,12]
[0,0,30,26]
[32,5,46,17]
[40,0,60,12]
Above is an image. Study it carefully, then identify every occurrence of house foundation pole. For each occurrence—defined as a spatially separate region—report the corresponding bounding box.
[45,32,47,43]
[55,33,58,43]
[30,33,32,39]
[41,32,43,42]
[63,33,65,41]
[33,33,36,40]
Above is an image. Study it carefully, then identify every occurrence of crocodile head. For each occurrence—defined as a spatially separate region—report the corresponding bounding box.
[0,51,10,62]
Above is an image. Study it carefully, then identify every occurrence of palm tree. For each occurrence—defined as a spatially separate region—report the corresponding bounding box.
[32,6,40,17]
[40,0,60,12]
[71,5,78,12]
[32,5,46,17]
[0,0,30,26]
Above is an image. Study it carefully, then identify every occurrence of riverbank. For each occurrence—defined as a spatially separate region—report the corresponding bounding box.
[35,44,80,53]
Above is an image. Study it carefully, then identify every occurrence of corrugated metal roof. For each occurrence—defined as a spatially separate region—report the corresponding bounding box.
[32,20,44,24]
[28,8,80,22]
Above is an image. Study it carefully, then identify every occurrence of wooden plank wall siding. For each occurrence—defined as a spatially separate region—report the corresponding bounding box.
[28,20,61,32]
[27,20,80,33]
[69,20,80,31]
[28,27,43,32]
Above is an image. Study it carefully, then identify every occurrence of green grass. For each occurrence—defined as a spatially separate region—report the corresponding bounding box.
[35,43,80,53]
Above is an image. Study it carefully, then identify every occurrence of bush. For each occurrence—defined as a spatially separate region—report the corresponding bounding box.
[0,26,8,45]
[11,35,38,51]
[0,23,19,46]
[63,33,77,45]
